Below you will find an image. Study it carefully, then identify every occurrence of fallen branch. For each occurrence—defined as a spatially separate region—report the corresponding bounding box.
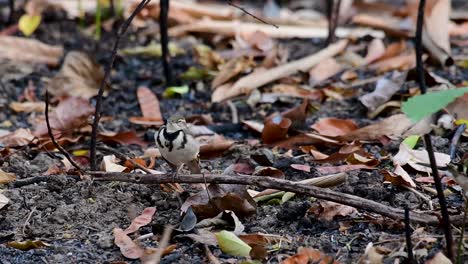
[92,172,459,226]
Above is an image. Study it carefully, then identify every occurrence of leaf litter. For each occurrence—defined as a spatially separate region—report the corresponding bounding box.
[1,0,468,263]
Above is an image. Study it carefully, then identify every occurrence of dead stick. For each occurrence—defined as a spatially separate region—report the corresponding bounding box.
[415,0,454,260]
[159,0,172,85]
[44,90,83,172]
[89,0,151,170]
[92,172,448,225]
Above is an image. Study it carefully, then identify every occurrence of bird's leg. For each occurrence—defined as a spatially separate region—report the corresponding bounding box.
[167,163,179,183]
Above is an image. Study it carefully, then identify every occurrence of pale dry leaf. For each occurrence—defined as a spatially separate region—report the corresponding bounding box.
[124,207,157,235]
[0,128,35,147]
[393,143,450,173]
[0,169,16,184]
[101,155,127,173]
[212,57,254,88]
[46,51,104,99]
[364,38,386,64]
[113,228,144,259]
[359,73,406,112]
[0,192,9,210]
[0,36,63,66]
[212,40,348,102]
[308,58,342,85]
[9,101,45,113]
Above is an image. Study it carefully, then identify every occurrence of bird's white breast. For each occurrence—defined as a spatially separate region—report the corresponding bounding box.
[156,126,199,166]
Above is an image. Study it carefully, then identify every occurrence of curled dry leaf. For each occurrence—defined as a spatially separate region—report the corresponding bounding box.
[124,207,156,235]
[129,86,164,126]
[181,183,257,219]
[113,228,144,259]
[308,201,358,221]
[34,97,94,137]
[381,166,416,188]
[422,0,452,66]
[359,73,406,112]
[0,128,35,147]
[262,115,292,144]
[46,51,105,99]
[101,155,127,173]
[311,118,358,137]
[282,247,339,264]
[0,36,63,66]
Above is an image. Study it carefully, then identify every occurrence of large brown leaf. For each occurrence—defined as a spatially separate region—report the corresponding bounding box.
[46,51,105,99]
[0,36,63,66]
[34,97,94,137]
[128,86,164,126]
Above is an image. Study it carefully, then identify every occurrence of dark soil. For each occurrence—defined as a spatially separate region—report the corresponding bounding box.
[1,2,468,264]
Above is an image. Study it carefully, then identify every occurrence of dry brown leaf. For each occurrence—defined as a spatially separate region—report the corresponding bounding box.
[316,164,375,174]
[291,164,311,172]
[381,166,416,188]
[351,14,413,38]
[212,40,348,102]
[262,115,292,144]
[46,51,105,99]
[309,201,357,221]
[124,207,156,235]
[0,169,16,184]
[0,128,35,147]
[446,91,468,120]
[364,38,386,64]
[113,228,144,259]
[371,51,416,73]
[0,36,63,66]
[99,131,148,147]
[132,86,163,125]
[239,30,275,52]
[9,101,45,113]
[198,134,234,159]
[34,97,94,137]
[308,58,343,85]
[425,251,452,264]
[311,118,358,137]
[423,0,452,65]
[212,56,255,88]
[282,247,339,264]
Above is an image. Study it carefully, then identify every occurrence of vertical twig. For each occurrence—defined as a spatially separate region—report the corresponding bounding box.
[405,206,414,263]
[326,0,341,45]
[45,91,83,172]
[109,0,116,17]
[415,0,454,260]
[159,0,173,85]
[8,0,14,24]
[89,0,151,171]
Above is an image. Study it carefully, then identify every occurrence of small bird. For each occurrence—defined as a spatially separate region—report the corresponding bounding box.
[155,115,201,180]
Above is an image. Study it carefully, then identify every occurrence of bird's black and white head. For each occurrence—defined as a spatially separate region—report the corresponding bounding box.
[166,115,188,132]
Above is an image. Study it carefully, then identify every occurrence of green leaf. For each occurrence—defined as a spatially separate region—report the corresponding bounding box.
[402,87,468,122]
[215,230,252,257]
[18,15,41,36]
[402,135,420,149]
[120,42,184,57]
[281,192,296,203]
[163,85,189,98]
[180,66,213,80]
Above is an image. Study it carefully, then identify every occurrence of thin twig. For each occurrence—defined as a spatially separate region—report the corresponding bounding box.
[22,207,36,236]
[227,0,278,28]
[404,206,414,263]
[415,0,454,260]
[143,225,173,264]
[91,171,461,226]
[8,0,14,24]
[326,0,341,45]
[90,0,151,171]
[450,124,466,161]
[159,0,173,85]
[45,90,83,172]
